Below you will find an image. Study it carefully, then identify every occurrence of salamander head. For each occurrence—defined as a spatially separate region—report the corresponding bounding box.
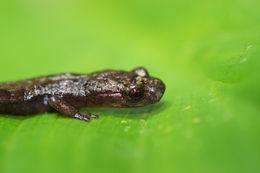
[86,67,165,107]
[122,67,165,107]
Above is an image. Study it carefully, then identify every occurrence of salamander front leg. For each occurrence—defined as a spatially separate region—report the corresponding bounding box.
[48,96,99,122]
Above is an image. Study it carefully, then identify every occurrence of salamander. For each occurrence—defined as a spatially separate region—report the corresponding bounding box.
[0,67,165,122]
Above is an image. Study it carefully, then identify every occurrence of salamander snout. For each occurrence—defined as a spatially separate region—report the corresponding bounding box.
[146,78,165,103]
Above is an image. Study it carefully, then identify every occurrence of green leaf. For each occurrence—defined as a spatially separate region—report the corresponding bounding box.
[0,1,260,173]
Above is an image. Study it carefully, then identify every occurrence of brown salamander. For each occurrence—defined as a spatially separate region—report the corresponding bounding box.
[0,67,165,122]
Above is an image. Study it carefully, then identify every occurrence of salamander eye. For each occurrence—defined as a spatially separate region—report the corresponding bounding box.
[130,88,142,97]
[127,87,144,101]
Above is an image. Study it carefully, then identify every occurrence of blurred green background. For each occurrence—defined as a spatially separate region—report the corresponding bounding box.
[0,0,260,173]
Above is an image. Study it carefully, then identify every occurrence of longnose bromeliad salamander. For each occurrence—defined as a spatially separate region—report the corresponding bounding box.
[0,67,165,122]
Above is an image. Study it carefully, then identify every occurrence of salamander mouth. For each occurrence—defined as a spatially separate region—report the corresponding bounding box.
[92,92,146,107]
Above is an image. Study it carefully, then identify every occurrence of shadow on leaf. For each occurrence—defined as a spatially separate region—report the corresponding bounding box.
[83,101,170,120]
[0,101,170,121]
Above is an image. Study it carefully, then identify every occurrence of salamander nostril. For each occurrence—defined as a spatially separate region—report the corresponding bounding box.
[147,79,165,102]
[155,90,163,100]
[156,83,165,100]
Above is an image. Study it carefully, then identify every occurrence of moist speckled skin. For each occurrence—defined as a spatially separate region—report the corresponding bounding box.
[0,67,165,121]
